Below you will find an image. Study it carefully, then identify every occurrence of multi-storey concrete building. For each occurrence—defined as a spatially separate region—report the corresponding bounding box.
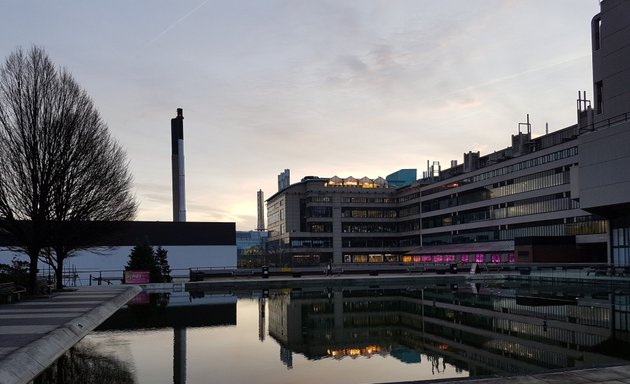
[415,122,607,264]
[577,0,630,266]
[266,174,420,265]
[266,0,630,267]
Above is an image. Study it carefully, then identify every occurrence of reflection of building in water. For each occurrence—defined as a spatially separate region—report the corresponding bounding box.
[280,346,293,369]
[267,283,630,377]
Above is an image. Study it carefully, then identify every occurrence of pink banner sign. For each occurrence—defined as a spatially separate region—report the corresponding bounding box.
[124,270,150,284]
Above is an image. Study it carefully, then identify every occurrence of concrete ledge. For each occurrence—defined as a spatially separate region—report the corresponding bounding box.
[0,285,141,384]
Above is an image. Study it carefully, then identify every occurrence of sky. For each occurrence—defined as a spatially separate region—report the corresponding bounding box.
[1,0,601,230]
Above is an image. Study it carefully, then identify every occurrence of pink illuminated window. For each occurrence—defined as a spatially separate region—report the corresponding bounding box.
[444,255,455,262]
[460,254,469,263]
[508,254,515,263]
[434,255,444,263]
[421,255,432,262]
[475,254,485,263]
[413,255,422,263]
[491,254,501,263]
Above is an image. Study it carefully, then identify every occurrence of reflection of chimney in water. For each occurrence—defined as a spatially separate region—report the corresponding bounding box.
[171,108,186,222]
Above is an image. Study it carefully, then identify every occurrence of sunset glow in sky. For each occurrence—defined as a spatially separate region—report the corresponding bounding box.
[1,1,600,230]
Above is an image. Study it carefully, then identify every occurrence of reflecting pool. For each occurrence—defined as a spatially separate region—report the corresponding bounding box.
[37,279,630,383]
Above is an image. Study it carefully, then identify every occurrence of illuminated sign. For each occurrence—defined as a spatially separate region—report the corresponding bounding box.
[124,270,150,284]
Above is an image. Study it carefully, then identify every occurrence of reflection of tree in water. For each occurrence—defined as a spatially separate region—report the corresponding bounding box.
[33,342,135,384]
[126,292,170,328]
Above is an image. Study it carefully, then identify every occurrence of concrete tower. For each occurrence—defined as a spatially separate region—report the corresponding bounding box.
[257,189,265,231]
[278,169,290,191]
[171,108,186,222]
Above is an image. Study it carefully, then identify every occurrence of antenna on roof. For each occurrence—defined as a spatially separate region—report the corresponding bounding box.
[518,114,531,135]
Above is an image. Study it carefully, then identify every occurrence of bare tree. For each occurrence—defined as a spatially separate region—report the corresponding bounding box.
[265,239,290,267]
[0,46,137,291]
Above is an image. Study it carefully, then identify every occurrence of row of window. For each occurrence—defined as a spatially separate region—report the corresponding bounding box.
[340,222,422,235]
[398,205,420,218]
[309,223,332,233]
[334,252,520,265]
[342,223,398,233]
[423,218,607,246]
[308,206,332,218]
[343,253,400,263]
[341,208,397,219]
[339,197,397,204]
[493,195,577,219]
[398,220,421,233]
[397,192,421,203]
[268,210,282,225]
[423,195,579,229]
[401,253,514,264]
[343,238,400,248]
[306,205,420,219]
[424,229,498,245]
[612,226,630,266]
[287,237,422,249]
[490,169,569,199]
[290,238,332,248]
[309,195,416,205]
[309,196,332,203]
[422,147,578,197]
[422,168,570,213]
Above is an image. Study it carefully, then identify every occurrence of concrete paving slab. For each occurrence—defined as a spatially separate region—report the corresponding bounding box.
[535,371,594,383]
[0,307,92,314]
[0,313,85,319]
[0,325,57,334]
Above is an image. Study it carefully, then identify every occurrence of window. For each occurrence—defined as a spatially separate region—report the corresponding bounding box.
[595,81,603,114]
[592,16,601,51]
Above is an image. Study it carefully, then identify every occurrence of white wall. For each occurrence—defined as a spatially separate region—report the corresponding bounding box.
[0,245,236,283]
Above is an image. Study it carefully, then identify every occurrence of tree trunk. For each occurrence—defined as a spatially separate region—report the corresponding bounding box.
[28,254,38,295]
[54,259,64,290]
[52,247,67,290]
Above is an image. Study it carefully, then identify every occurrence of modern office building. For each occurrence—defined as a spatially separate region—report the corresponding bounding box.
[266,173,420,265]
[266,0,629,266]
[414,117,607,264]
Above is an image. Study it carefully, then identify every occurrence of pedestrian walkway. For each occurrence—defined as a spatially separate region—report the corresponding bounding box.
[0,285,140,384]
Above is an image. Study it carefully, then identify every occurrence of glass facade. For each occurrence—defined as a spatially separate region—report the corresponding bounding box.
[612,216,630,266]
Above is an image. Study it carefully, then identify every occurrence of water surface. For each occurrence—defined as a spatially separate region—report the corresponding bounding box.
[37,279,630,383]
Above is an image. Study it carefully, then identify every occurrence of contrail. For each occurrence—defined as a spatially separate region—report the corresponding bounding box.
[461,54,590,92]
[422,54,590,105]
[148,0,210,45]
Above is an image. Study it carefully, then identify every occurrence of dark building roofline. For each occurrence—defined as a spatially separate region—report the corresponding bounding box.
[0,221,236,247]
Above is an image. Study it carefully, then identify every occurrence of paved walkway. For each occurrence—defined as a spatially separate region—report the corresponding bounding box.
[386,364,630,383]
[0,285,141,384]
